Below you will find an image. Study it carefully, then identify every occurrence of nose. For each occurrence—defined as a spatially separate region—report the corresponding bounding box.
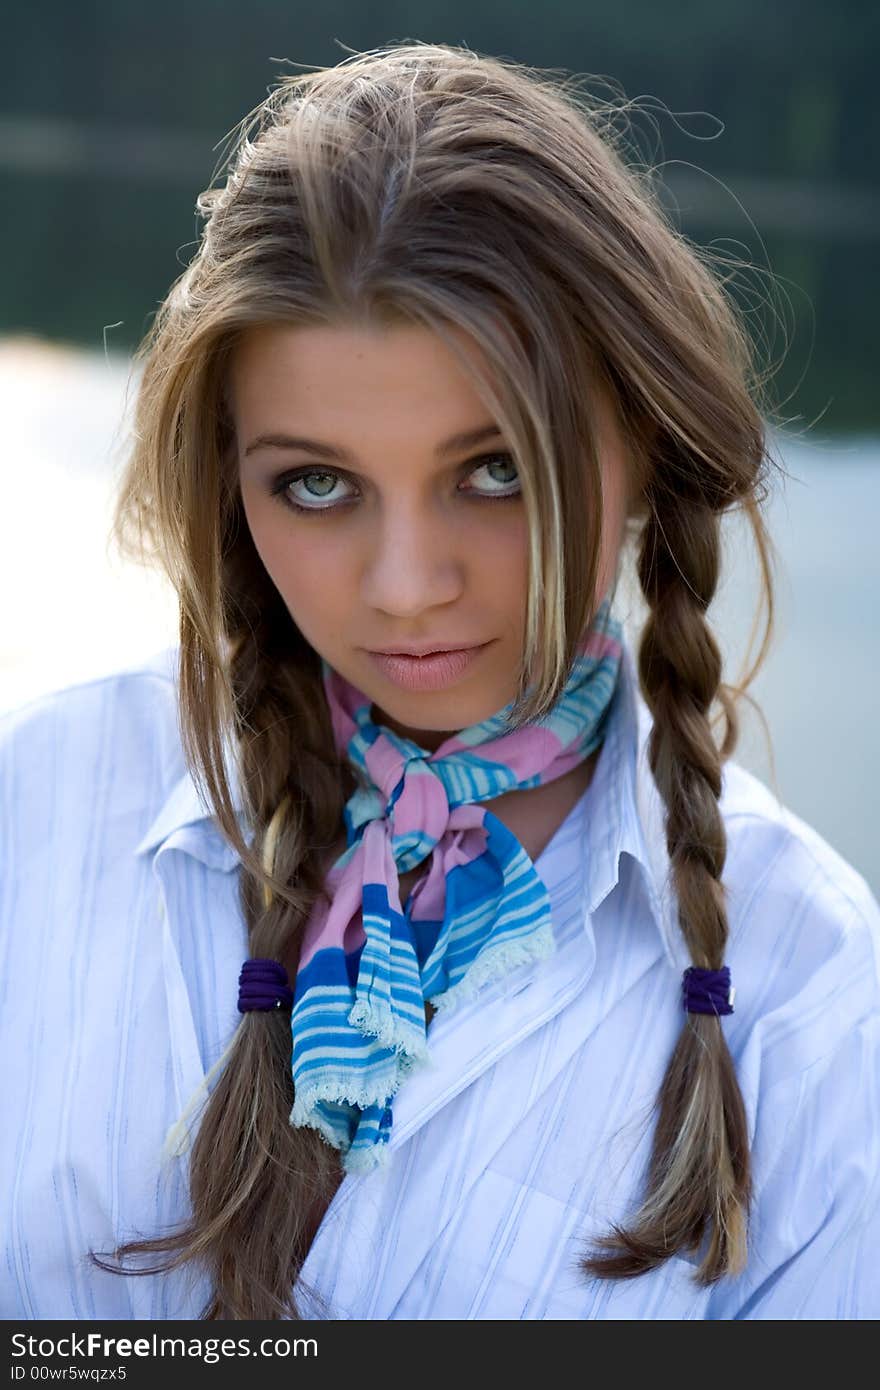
[360,496,464,617]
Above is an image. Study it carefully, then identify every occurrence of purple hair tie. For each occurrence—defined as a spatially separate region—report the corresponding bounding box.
[237,957,294,1013]
[682,965,735,1017]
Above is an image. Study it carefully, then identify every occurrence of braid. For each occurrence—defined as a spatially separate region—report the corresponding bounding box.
[91,570,356,1318]
[582,486,752,1284]
[187,622,346,1318]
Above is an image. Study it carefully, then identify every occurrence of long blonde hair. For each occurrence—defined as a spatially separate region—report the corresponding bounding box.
[93,40,783,1317]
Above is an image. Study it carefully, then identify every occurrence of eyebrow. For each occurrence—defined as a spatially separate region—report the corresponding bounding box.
[243,422,504,462]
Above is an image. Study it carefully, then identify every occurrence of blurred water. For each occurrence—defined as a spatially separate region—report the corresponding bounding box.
[1,336,877,897]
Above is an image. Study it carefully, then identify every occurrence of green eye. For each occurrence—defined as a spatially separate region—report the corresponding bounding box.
[467,454,520,494]
[296,472,348,501]
[271,469,355,510]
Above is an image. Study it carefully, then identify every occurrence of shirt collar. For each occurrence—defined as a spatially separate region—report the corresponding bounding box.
[133,635,684,972]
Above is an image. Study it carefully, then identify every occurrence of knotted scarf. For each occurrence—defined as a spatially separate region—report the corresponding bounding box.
[288,595,625,1172]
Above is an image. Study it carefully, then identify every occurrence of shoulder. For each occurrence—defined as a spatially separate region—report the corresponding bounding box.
[719,754,878,959]
[715,756,880,1082]
[1,645,181,750]
[0,646,186,851]
[633,681,879,1031]
[692,760,880,1317]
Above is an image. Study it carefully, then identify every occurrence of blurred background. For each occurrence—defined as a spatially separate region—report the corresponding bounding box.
[2,2,877,896]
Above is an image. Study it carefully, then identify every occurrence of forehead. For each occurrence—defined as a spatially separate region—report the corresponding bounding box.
[228,320,499,433]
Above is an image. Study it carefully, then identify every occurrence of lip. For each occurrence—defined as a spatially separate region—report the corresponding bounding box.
[368,641,486,657]
[365,643,491,692]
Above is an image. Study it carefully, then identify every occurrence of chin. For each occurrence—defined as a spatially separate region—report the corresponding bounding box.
[383,689,504,731]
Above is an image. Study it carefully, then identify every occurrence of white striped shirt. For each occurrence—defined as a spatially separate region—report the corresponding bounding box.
[2,636,879,1319]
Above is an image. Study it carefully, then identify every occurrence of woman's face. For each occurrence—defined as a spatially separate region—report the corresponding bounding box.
[232,319,630,752]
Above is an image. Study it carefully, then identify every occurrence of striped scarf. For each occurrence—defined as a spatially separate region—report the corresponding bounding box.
[289,596,624,1172]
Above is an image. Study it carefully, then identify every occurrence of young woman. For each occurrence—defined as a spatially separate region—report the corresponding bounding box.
[3,41,879,1321]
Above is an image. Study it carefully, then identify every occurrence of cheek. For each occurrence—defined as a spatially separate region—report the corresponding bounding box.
[474,508,529,571]
[241,490,353,618]
[472,510,530,637]
[276,538,355,635]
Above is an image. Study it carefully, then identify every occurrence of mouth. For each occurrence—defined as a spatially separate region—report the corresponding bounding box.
[367,643,486,658]
[364,642,491,692]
